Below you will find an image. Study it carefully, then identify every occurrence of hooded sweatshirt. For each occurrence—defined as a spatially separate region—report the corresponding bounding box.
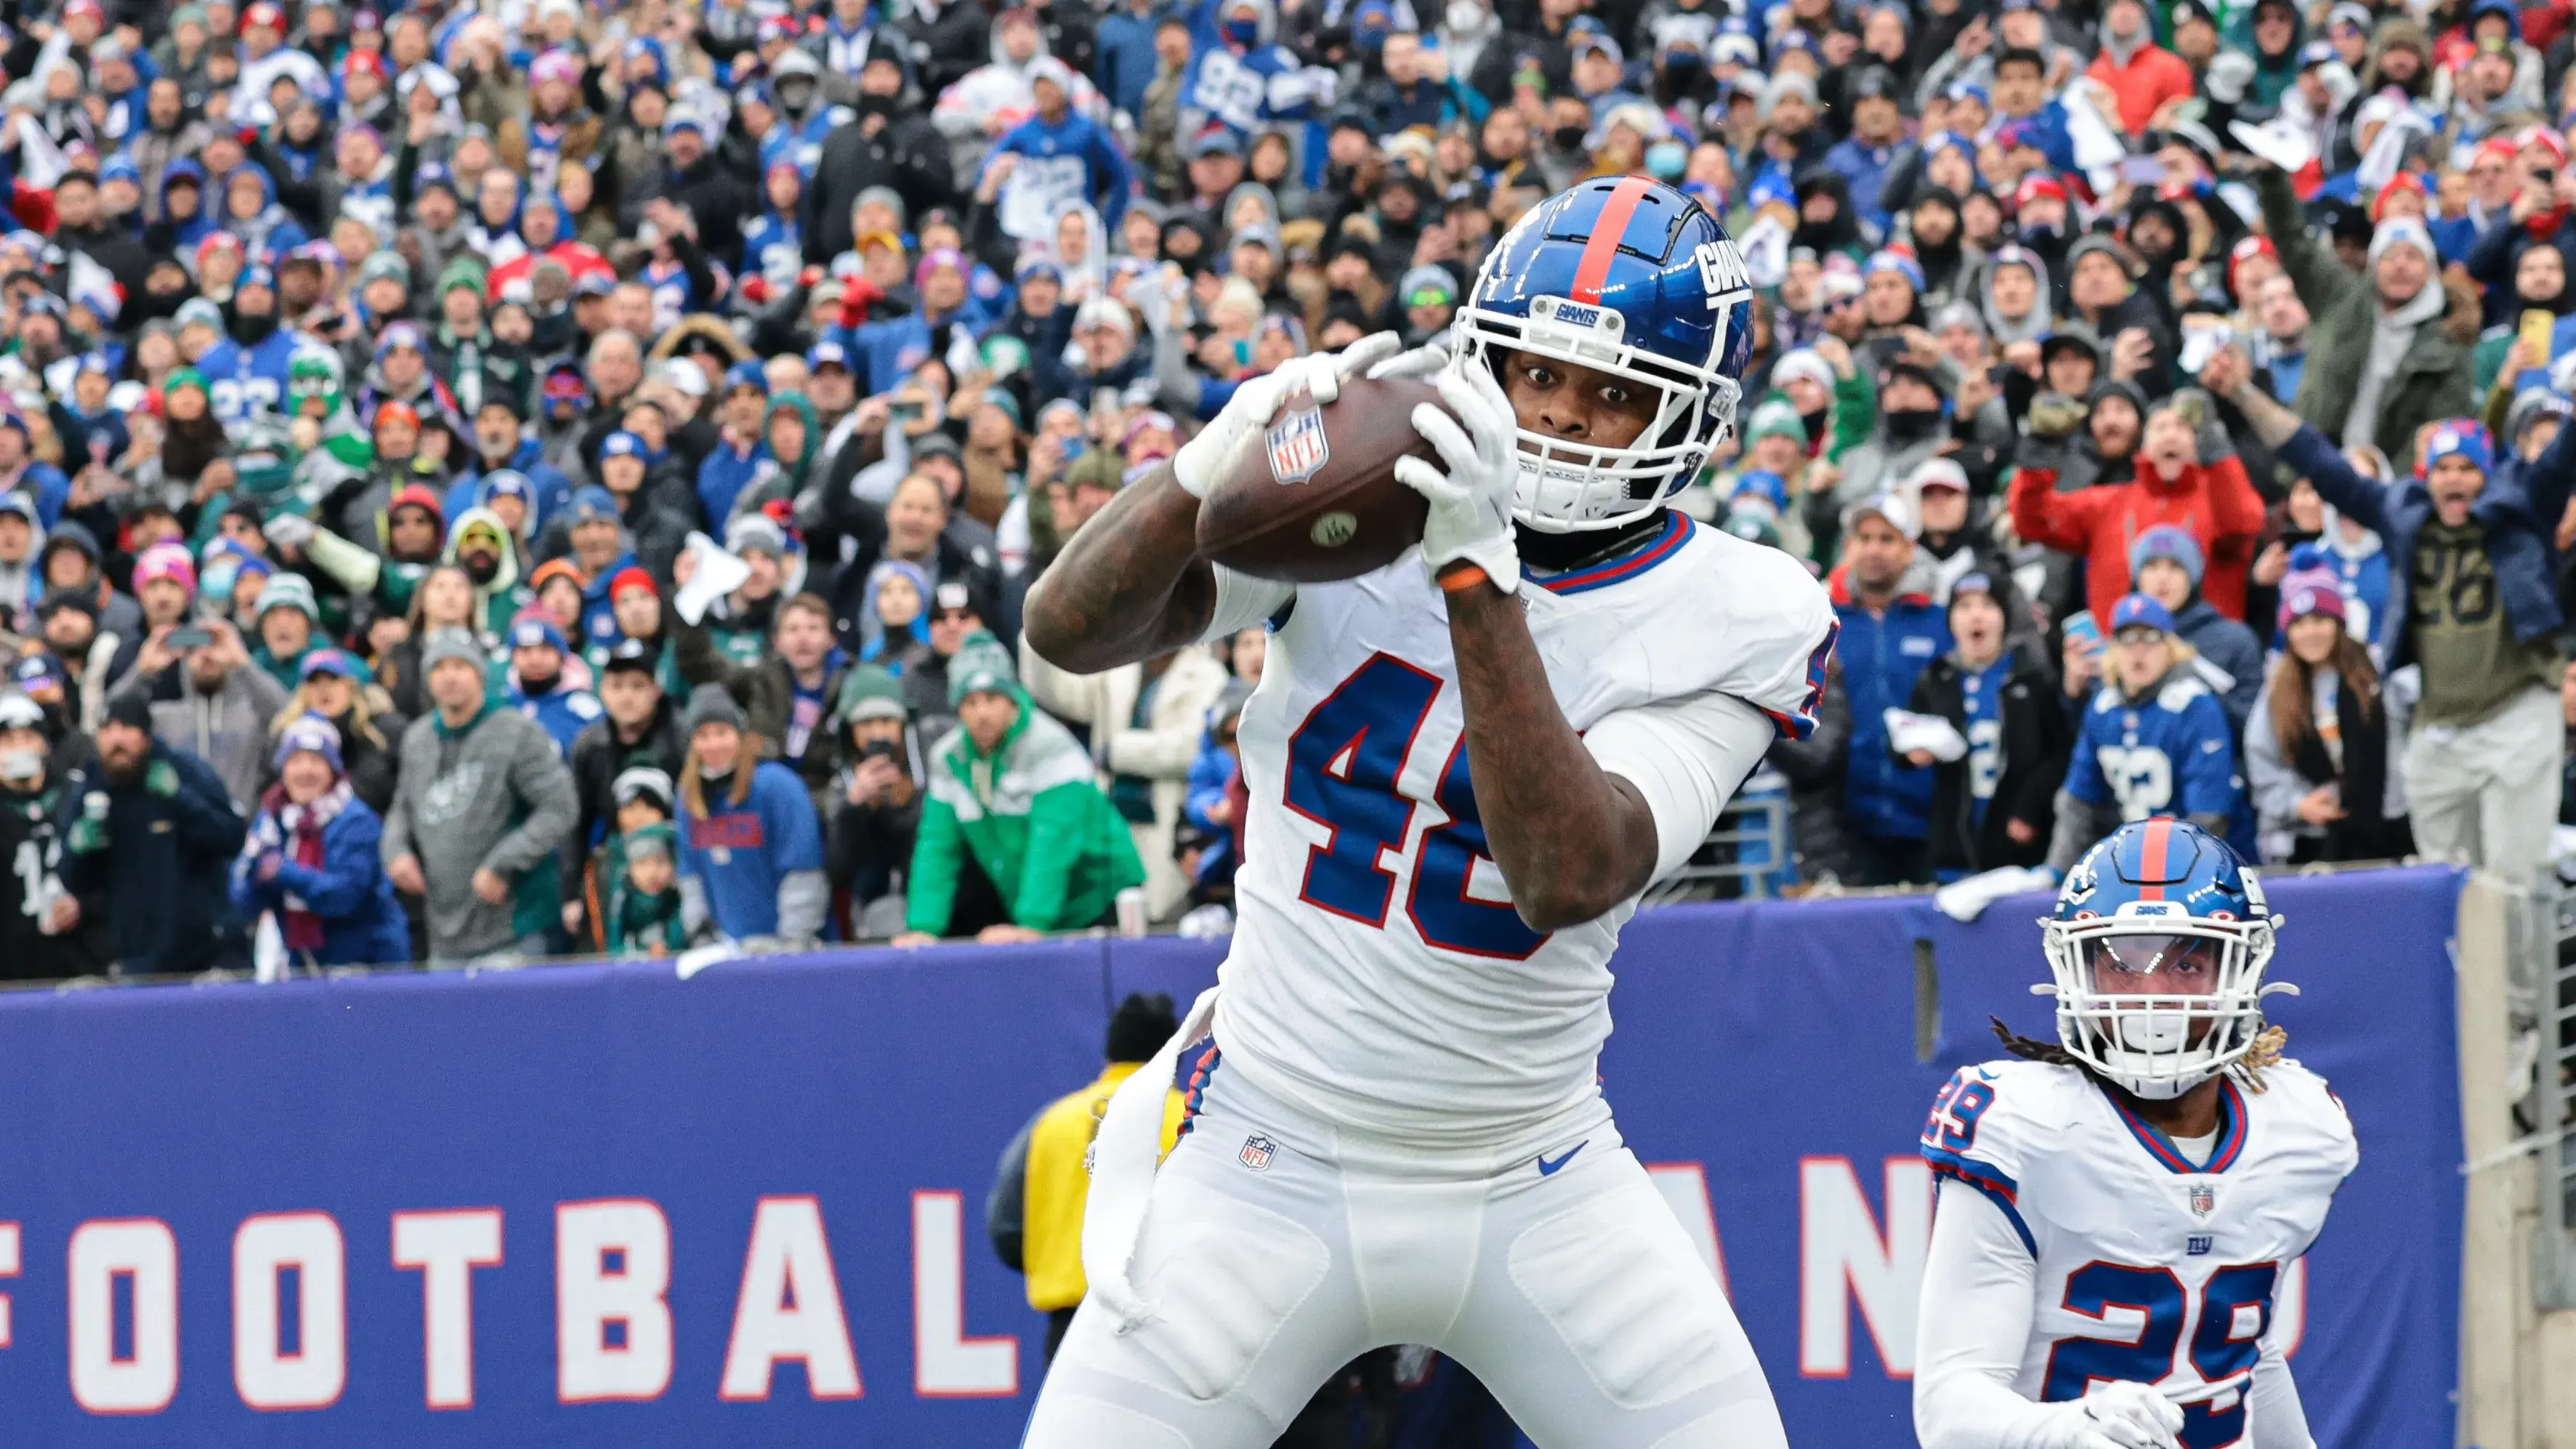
[1979,248,2054,347]
[905,682,1144,934]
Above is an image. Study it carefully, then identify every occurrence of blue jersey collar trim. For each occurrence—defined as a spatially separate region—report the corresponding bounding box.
[1528,512,1693,596]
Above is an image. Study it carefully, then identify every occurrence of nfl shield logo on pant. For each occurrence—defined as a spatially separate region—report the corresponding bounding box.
[1238,1134,1277,1171]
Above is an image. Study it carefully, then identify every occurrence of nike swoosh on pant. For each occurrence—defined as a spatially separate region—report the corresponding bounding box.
[1537,1142,1587,1176]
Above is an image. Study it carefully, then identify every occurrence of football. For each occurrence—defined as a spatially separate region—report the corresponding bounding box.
[1193,376,1445,583]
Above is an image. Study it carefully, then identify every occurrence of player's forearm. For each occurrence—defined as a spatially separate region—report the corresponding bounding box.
[1442,582,1660,929]
[1022,462,1220,673]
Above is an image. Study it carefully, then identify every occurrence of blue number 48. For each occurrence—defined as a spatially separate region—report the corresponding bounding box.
[1282,653,1549,959]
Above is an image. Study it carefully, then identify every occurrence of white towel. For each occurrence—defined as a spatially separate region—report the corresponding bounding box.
[1081,986,1220,1332]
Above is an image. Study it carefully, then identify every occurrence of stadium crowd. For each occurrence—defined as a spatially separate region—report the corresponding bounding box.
[0,0,2570,982]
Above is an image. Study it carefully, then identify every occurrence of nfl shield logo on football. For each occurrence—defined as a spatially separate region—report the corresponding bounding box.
[1238,1133,1278,1171]
[2189,1183,2215,1218]
[1266,406,1330,484]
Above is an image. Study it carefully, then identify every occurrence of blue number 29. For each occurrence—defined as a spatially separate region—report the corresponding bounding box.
[1283,654,1549,958]
[2042,1262,2280,1449]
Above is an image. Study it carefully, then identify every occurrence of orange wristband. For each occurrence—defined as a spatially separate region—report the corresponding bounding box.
[1437,562,1490,594]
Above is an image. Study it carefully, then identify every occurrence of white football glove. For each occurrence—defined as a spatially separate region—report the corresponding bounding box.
[1170,331,1405,499]
[1393,360,1522,594]
[262,512,317,551]
[2058,1381,2185,1449]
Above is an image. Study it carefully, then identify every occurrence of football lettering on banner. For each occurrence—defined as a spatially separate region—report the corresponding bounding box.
[67,1218,181,1416]
[720,1195,864,1402]
[233,1212,348,1411]
[390,1208,504,1410]
[912,1190,1019,1398]
[1798,1156,1931,1379]
[555,1199,675,1405]
[1644,1163,1731,1297]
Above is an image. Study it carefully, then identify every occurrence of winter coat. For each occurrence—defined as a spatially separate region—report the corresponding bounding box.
[1905,645,2072,877]
[2256,166,2475,466]
[57,743,250,976]
[2277,421,2576,665]
[559,701,690,914]
[906,698,1144,935]
[2245,664,2402,865]
[2169,597,2265,737]
[1766,662,1856,885]
[230,789,413,967]
[1832,580,1953,843]
[381,703,579,959]
[2008,453,2266,626]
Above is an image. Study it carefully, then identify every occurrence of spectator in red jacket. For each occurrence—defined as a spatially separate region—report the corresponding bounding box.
[2010,389,2266,626]
[2088,0,2198,137]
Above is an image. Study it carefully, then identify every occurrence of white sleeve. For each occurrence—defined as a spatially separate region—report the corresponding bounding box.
[1913,1179,2075,1449]
[1583,689,1775,882]
[2248,1328,2314,1449]
[1199,565,1297,643]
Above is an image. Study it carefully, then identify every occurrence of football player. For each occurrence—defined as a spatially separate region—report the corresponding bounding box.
[1913,819,2357,1449]
[1019,177,1833,1445]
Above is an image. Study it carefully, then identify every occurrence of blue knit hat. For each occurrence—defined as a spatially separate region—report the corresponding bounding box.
[2109,593,2179,637]
[2127,524,2205,586]
[272,711,345,775]
[2422,419,2495,477]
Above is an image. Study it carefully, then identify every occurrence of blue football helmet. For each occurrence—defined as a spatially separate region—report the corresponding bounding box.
[2040,819,2288,1099]
[1456,177,1755,532]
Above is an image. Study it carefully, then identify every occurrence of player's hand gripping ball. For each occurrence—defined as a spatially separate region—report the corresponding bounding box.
[1190,333,1453,584]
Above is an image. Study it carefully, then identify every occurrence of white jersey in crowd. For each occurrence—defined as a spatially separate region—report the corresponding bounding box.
[1200,512,1836,1142]
[1913,1057,2359,1449]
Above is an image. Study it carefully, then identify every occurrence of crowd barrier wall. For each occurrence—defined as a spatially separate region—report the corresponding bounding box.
[0,865,2465,1446]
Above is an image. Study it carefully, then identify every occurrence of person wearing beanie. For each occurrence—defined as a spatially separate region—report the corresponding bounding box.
[2011,379,2266,628]
[382,625,579,966]
[896,631,1144,943]
[2221,358,2575,913]
[558,637,690,946]
[2047,592,2258,873]
[249,570,323,690]
[673,680,828,948]
[2243,568,2404,865]
[603,820,688,957]
[823,663,924,935]
[1903,571,2071,881]
[674,586,848,800]
[2128,522,2264,734]
[2251,153,2472,467]
[502,613,604,760]
[985,991,1187,1360]
[60,679,251,977]
[0,689,106,980]
[230,713,413,969]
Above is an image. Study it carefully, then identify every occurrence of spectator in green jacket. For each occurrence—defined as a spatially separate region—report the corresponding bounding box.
[895,634,1143,944]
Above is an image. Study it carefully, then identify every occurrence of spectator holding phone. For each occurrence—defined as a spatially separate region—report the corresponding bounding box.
[824,664,925,937]
[124,616,291,811]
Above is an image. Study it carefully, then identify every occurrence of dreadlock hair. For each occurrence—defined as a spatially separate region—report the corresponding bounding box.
[1988,1016,2292,1093]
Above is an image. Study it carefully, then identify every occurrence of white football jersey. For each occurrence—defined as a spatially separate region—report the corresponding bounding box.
[1918,1057,2358,1448]
[1206,514,1836,1139]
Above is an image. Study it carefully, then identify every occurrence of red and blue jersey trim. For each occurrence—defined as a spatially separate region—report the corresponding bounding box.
[2102,1076,2248,1174]
[1530,512,1695,597]
[1923,1145,2035,1254]
[1762,620,1838,742]
[1174,1043,1221,1142]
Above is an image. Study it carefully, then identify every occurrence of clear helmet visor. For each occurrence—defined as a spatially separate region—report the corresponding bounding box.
[2043,913,2275,1099]
[2081,933,2223,1054]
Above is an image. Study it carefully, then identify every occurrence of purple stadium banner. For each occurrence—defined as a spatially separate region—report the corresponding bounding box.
[0,866,2461,1446]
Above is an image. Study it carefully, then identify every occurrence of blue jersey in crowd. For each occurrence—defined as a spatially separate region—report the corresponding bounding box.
[678,761,826,940]
[514,677,605,759]
[1954,654,2016,834]
[1836,593,1953,841]
[2065,671,2258,857]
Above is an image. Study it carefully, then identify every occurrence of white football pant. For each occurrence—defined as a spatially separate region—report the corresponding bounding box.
[1022,1054,1789,1448]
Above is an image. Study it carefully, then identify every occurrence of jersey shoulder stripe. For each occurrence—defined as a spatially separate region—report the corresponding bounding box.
[1919,1057,2088,1254]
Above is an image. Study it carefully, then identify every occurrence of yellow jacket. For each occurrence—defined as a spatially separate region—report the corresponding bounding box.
[1014,1062,1187,1312]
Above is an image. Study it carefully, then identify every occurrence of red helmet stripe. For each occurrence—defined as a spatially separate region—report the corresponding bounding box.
[1568,176,1657,304]
[2136,816,2173,900]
